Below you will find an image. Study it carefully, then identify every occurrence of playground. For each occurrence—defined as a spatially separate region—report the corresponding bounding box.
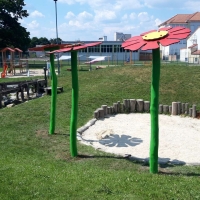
[1,63,200,199]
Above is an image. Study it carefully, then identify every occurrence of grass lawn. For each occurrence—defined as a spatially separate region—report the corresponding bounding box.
[0,64,200,199]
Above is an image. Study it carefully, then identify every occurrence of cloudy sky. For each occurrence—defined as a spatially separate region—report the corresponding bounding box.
[22,0,200,41]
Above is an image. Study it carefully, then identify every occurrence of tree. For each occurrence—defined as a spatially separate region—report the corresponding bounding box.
[49,38,62,44]
[29,37,50,48]
[0,0,30,51]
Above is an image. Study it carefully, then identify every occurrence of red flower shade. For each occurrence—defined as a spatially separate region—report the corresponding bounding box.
[122,27,191,51]
[50,42,102,53]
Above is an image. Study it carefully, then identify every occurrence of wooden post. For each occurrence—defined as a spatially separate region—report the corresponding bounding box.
[185,103,189,115]
[163,105,169,114]
[182,103,185,114]
[99,108,104,118]
[144,101,150,112]
[101,105,108,116]
[117,101,121,113]
[177,102,181,115]
[169,106,172,114]
[172,102,178,115]
[159,104,163,114]
[130,99,136,112]
[123,99,128,112]
[110,106,113,114]
[189,108,192,117]
[136,99,144,112]
[94,110,99,119]
[107,107,111,115]
[192,105,196,118]
[113,103,118,114]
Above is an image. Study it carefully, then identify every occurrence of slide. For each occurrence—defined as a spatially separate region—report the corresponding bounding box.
[1,64,8,78]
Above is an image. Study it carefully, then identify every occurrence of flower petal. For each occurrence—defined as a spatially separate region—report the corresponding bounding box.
[168,32,190,39]
[168,26,187,33]
[73,42,102,50]
[122,41,140,48]
[124,41,147,51]
[141,41,159,50]
[169,29,190,35]
[124,36,142,43]
[51,47,72,53]
[122,36,143,47]
[159,27,172,31]
[159,38,180,46]
[140,30,157,36]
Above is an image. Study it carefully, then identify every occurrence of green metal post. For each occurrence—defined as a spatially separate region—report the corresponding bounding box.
[49,53,57,134]
[150,48,160,173]
[70,51,78,157]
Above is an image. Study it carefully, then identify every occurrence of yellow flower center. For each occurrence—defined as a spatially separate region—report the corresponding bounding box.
[142,30,168,40]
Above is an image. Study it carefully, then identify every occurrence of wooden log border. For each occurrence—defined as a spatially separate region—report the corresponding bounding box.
[93,100,199,120]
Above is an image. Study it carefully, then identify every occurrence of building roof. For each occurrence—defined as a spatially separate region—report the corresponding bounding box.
[188,44,198,48]
[159,12,200,27]
[192,50,200,55]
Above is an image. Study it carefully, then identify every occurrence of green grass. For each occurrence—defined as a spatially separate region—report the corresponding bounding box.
[1,64,200,199]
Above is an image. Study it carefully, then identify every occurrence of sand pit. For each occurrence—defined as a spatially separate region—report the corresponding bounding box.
[79,113,200,165]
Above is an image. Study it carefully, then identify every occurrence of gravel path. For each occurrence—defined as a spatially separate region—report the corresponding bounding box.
[80,114,200,165]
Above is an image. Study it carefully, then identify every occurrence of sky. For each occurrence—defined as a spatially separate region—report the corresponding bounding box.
[21,0,200,42]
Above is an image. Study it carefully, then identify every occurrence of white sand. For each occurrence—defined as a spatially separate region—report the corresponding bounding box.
[80,114,200,165]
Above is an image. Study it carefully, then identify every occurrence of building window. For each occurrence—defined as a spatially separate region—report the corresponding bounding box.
[114,45,119,52]
[101,45,106,53]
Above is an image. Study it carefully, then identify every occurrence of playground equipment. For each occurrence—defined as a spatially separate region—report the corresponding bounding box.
[122,26,190,174]
[0,47,25,78]
[1,64,8,78]
[84,56,110,70]
[14,48,24,73]
[0,47,15,77]
[29,42,101,157]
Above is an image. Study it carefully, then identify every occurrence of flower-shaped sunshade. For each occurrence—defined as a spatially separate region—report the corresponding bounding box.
[121,26,191,174]
[122,27,190,51]
[50,42,102,53]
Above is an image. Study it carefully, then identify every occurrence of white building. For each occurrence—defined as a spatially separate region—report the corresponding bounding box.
[62,40,140,62]
[98,36,107,41]
[114,32,131,41]
[159,12,200,60]
[180,27,200,63]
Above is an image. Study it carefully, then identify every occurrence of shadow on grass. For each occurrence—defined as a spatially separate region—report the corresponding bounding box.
[77,154,200,177]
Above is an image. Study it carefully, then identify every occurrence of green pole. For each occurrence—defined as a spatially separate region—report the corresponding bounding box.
[49,53,57,134]
[70,51,78,157]
[150,48,160,173]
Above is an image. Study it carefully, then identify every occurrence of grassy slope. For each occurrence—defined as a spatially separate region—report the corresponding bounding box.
[0,64,200,199]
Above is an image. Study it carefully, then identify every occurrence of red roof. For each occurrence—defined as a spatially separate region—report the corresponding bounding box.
[159,12,200,27]
[0,47,15,52]
[188,44,198,48]
[192,50,200,55]
[14,48,23,52]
